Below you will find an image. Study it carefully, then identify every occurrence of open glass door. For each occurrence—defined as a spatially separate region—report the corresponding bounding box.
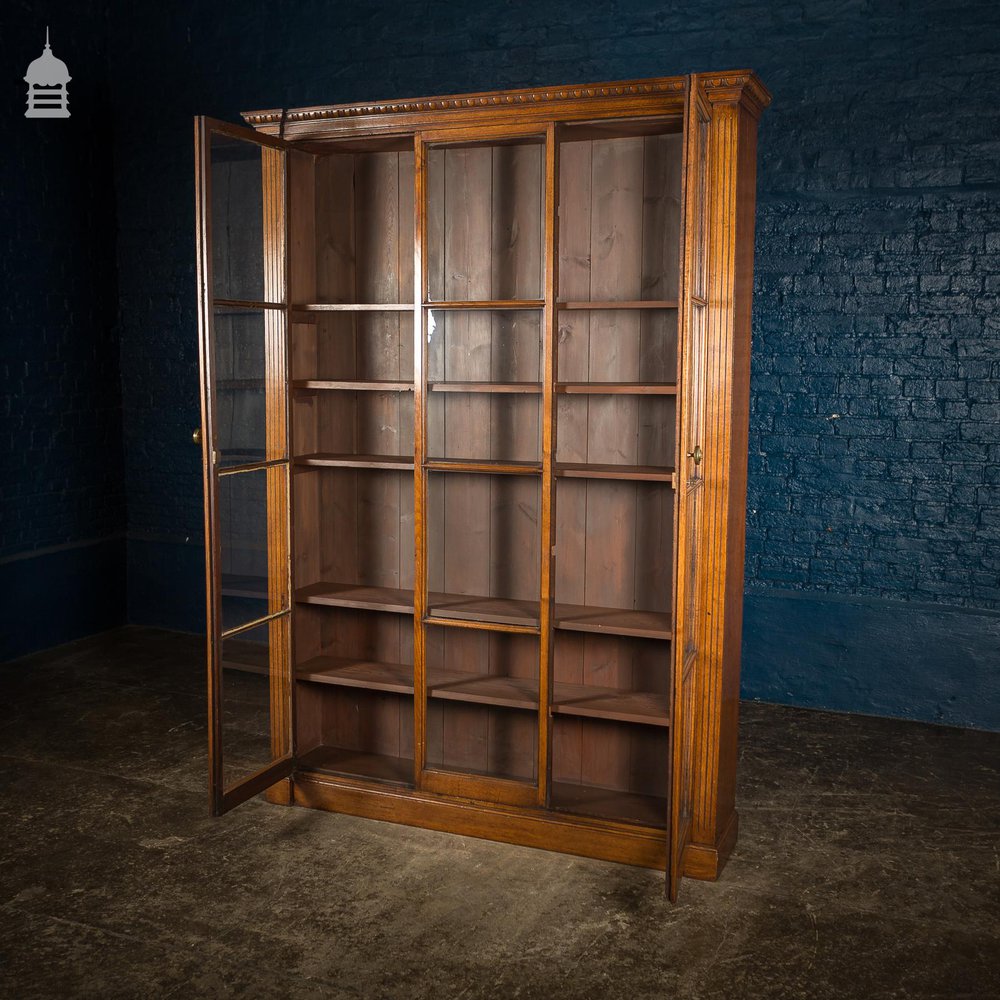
[669,77,711,899]
[195,117,294,815]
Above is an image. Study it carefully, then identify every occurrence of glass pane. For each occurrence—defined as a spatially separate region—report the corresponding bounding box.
[428,392,539,464]
[219,468,269,631]
[426,309,541,463]
[426,309,541,384]
[426,141,543,302]
[426,624,539,784]
[220,624,272,790]
[555,479,673,618]
[214,307,266,468]
[557,129,682,303]
[311,150,415,305]
[426,472,540,626]
[556,395,675,470]
[211,133,265,301]
[556,309,677,384]
[551,716,667,827]
[426,703,538,783]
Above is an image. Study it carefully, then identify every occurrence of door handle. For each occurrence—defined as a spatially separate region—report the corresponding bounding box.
[687,445,703,466]
[192,428,203,446]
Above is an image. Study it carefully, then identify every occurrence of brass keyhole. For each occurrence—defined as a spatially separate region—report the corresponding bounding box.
[688,445,703,466]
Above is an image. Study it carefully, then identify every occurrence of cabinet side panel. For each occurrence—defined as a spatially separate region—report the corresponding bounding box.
[690,98,760,859]
[715,105,759,825]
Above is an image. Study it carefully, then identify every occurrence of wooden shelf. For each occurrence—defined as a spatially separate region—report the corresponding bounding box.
[554,603,672,641]
[292,303,412,311]
[552,683,669,727]
[556,382,677,395]
[427,381,542,394]
[555,463,674,483]
[550,781,667,828]
[429,673,538,711]
[296,582,414,615]
[428,594,540,629]
[292,655,668,727]
[293,379,413,392]
[220,574,268,600]
[294,453,414,471]
[296,655,414,694]
[296,584,539,630]
[297,745,414,785]
[425,458,541,476]
[556,300,678,310]
[424,300,544,310]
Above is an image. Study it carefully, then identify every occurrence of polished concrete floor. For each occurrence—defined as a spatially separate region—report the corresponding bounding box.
[1,626,998,999]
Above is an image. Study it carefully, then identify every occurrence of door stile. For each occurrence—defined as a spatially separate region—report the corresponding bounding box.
[195,117,295,815]
[668,77,711,899]
[412,133,429,787]
[195,117,225,814]
[537,122,559,807]
[263,143,294,804]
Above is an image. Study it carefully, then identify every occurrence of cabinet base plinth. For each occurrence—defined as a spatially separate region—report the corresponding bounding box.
[682,810,739,881]
[291,770,667,871]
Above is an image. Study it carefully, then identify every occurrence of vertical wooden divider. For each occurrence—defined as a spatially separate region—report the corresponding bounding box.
[262,144,294,800]
[412,134,428,787]
[538,123,559,807]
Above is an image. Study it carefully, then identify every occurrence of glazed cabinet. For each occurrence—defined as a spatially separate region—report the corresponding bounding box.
[194,72,769,898]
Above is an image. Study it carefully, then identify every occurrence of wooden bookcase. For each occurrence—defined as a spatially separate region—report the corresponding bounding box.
[194,71,770,898]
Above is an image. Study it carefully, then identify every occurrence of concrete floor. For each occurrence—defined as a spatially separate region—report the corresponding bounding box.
[1,627,998,999]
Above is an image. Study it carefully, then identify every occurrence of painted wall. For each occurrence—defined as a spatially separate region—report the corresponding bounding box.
[6,1,998,728]
[1,7,124,661]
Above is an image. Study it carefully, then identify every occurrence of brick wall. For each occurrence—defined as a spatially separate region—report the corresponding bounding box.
[1,6,124,660]
[9,0,999,724]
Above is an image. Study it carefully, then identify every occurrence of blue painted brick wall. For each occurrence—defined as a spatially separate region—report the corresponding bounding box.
[105,0,999,727]
[8,0,1000,724]
[1,6,125,660]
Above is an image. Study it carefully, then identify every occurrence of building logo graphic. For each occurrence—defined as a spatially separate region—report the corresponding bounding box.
[24,28,71,118]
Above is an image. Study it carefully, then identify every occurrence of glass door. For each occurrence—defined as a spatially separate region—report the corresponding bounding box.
[195,117,294,814]
[669,78,711,899]
[414,126,550,808]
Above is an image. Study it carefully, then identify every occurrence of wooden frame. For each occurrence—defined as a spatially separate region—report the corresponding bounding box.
[196,72,770,897]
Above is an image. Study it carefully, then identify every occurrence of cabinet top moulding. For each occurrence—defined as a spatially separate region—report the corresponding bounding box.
[240,72,771,141]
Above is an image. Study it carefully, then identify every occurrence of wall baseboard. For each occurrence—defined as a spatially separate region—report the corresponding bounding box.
[742,590,1000,732]
[1,536,126,662]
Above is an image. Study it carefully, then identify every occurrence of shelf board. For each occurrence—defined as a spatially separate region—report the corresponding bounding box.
[424,300,544,310]
[294,453,414,471]
[220,574,268,600]
[292,303,412,311]
[552,683,669,727]
[427,381,542,394]
[296,584,541,630]
[556,300,678,310]
[293,379,413,392]
[429,673,539,711]
[425,458,541,476]
[555,462,674,483]
[554,603,672,640]
[296,582,414,615]
[550,781,667,828]
[297,745,414,785]
[556,382,678,395]
[296,655,414,694]
[428,594,540,629]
